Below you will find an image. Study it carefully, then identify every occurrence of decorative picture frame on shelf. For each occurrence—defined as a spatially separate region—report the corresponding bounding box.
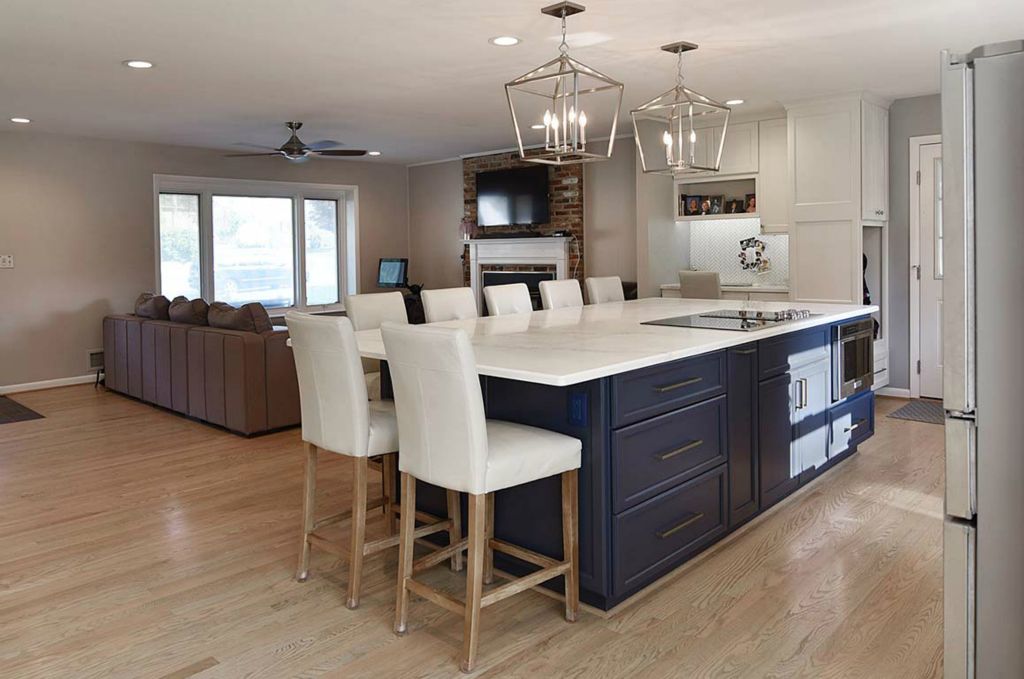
[708,195,724,215]
[745,193,757,213]
[725,198,744,214]
[684,195,703,216]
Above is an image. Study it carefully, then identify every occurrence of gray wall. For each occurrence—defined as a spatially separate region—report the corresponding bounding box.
[888,94,941,390]
[408,160,464,289]
[0,130,409,389]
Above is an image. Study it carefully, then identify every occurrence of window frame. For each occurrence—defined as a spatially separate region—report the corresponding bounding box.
[152,175,360,313]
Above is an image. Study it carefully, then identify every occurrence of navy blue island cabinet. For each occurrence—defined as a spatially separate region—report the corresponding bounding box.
[394,320,875,611]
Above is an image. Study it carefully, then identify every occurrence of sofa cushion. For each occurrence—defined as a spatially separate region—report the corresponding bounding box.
[135,292,171,320]
[169,296,210,325]
[208,301,273,333]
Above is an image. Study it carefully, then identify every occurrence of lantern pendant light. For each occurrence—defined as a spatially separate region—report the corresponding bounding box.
[631,41,731,175]
[505,2,624,166]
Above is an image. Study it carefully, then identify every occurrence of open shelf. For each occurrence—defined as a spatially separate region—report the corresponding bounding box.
[675,212,760,223]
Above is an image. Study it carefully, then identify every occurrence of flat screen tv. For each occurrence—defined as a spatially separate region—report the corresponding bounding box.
[475,166,550,227]
[377,258,408,288]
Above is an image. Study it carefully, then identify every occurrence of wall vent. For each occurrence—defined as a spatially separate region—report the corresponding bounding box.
[88,349,105,371]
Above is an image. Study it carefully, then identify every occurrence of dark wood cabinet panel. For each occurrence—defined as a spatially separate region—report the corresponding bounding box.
[612,465,726,596]
[829,391,875,458]
[758,371,799,509]
[611,351,726,427]
[727,344,759,528]
[611,395,727,513]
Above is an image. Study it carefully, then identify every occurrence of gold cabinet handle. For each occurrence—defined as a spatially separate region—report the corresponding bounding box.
[656,439,704,461]
[657,512,705,539]
[844,418,867,433]
[654,376,703,393]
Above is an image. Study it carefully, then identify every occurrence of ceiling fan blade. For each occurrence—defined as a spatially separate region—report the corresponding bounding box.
[232,142,281,151]
[224,152,281,157]
[313,149,368,157]
[305,140,343,151]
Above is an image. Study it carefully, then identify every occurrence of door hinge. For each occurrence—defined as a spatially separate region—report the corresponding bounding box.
[917,360,922,375]
[916,170,921,185]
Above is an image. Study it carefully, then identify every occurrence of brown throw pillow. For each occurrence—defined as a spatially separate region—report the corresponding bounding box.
[135,292,171,320]
[168,296,210,325]
[208,301,273,333]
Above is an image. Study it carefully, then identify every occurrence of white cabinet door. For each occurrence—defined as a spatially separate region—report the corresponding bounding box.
[691,127,715,170]
[861,102,889,221]
[715,122,759,175]
[788,99,861,303]
[793,357,831,473]
[757,118,788,232]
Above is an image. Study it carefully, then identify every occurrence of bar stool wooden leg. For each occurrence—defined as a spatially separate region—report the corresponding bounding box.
[447,489,464,572]
[561,469,579,623]
[382,453,396,536]
[461,493,487,673]
[347,456,369,610]
[394,472,417,634]
[483,492,495,585]
[297,443,318,582]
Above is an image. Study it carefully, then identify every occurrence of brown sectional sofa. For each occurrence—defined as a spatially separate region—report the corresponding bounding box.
[102,314,300,435]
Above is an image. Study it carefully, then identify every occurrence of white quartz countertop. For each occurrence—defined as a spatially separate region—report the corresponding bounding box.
[355,298,876,387]
[660,283,791,293]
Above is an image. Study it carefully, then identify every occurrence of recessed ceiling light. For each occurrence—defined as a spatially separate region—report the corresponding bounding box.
[489,36,520,47]
[367,151,381,156]
[122,59,154,69]
[725,99,745,106]
[531,124,545,130]
[10,117,31,124]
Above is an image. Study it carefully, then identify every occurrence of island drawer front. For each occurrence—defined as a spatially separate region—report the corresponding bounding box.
[611,351,726,427]
[829,391,875,457]
[758,326,830,380]
[612,466,727,595]
[611,395,727,513]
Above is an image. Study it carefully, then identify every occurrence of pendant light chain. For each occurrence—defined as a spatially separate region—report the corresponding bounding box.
[559,8,569,55]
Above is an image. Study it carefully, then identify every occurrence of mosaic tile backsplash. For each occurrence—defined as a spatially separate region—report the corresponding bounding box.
[688,218,790,287]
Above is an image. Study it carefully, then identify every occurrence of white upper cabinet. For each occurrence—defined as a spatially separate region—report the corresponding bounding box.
[757,118,788,233]
[715,121,759,175]
[861,101,889,221]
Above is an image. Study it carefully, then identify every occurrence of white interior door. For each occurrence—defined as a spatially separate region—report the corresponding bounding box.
[919,142,943,398]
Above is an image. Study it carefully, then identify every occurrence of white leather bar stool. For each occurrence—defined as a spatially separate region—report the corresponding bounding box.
[483,283,533,316]
[286,312,461,610]
[344,291,409,400]
[584,276,625,304]
[539,278,584,310]
[421,287,479,323]
[678,270,722,299]
[382,322,581,673]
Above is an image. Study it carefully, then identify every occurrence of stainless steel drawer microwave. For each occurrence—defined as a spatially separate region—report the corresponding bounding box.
[832,318,874,401]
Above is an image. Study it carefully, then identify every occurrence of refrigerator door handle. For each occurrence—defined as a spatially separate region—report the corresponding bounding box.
[944,520,976,679]
[945,416,977,520]
[940,51,976,413]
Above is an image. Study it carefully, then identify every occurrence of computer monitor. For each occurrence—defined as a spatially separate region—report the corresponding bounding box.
[377,258,408,288]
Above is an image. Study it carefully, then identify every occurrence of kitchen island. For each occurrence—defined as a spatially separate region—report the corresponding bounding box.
[356,298,877,610]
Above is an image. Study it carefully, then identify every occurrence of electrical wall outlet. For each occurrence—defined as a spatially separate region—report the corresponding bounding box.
[0,255,13,269]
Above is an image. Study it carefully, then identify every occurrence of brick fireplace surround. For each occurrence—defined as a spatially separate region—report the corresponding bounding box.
[461,151,584,286]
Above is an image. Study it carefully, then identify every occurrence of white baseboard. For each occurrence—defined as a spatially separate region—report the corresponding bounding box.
[0,374,96,396]
[876,386,911,399]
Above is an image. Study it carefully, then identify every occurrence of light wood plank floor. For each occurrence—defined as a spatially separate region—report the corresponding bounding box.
[0,386,943,678]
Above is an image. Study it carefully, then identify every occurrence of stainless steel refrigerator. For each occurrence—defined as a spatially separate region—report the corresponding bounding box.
[942,40,1024,679]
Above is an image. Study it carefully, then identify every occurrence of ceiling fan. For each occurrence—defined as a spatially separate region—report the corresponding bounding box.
[225,122,367,161]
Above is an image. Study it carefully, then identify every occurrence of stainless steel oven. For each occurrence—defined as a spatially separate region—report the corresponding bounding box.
[832,318,874,401]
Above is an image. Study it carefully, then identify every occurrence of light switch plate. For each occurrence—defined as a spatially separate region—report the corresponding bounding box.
[0,255,13,269]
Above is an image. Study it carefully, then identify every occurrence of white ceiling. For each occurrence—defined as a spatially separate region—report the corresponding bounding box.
[2,0,1022,164]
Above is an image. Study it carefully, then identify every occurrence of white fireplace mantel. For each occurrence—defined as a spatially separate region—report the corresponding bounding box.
[463,236,571,314]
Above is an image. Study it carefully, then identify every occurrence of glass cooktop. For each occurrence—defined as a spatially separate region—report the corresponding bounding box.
[643,309,819,332]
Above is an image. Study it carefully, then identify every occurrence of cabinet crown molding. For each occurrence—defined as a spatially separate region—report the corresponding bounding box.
[782,91,892,111]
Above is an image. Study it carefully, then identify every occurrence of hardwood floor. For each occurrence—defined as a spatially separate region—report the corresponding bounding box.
[0,386,944,678]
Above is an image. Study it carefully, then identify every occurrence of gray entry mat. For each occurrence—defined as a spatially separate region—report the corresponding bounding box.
[887,399,944,425]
